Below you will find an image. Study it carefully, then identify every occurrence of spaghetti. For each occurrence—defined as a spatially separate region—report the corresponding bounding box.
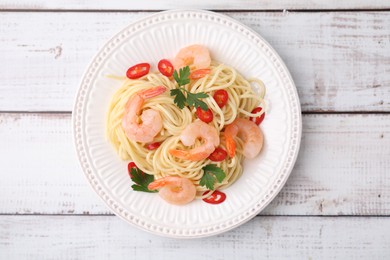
[107,61,266,200]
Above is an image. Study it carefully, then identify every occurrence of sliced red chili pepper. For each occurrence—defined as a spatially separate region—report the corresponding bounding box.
[126,63,150,79]
[146,142,161,150]
[127,162,138,178]
[250,107,265,125]
[190,69,211,79]
[202,190,226,204]
[158,59,174,77]
[213,89,229,108]
[196,107,213,123]
[208,147,227,162]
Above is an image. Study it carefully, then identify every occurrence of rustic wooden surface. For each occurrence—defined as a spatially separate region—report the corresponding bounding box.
[1,216,390,259]
[1,0,389,10]
[1,2,389,259]
[1,12,389,112]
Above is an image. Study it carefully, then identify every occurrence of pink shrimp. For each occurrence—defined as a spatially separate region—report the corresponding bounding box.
[169,120,219,161]
[173,44,211,70]
[224,118,264,159]
[122,86,166,143]
[148,176,196,205]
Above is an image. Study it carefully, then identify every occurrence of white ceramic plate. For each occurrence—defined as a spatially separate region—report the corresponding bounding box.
[73,10,301,238]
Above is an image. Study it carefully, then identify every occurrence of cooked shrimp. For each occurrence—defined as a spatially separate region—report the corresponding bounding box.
[169,120,219,161]
[122,86,166,143]
[224,118,264,159]
[173,44,211,70]
[148,176,196,205]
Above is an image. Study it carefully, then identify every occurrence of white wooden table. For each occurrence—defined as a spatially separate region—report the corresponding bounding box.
[1,1,389,259]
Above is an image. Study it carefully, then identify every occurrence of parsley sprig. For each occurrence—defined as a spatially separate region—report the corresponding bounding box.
[170,66,209,110]
[130,168,157,193]
[173,66,191,86]
[200,164,226,190]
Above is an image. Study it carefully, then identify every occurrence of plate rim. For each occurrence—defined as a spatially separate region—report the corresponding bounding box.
[72,9,302,238]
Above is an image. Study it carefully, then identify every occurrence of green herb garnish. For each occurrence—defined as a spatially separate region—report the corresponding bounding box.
[173,66,191,87]
[130,168,157,193]
[170,66,209,110]
[200,164,226,190]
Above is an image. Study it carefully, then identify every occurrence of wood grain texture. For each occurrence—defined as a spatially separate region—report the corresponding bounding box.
[0,0,389,10]
[0,113,389,215]
[0,113,101,215]
[0,12,389,112]
[1,215,390,259]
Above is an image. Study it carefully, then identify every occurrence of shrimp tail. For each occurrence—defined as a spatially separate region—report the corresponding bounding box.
[224,123,238,158]
[148,178,168,190]
[138,85,166,99]
[169,149,210,161]
[225,136,236,158]
[169,149,188,158]
[148,176,185,192]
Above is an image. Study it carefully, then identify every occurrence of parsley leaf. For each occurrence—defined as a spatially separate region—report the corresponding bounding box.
[200,164,226,190]
[131,184,154,193]
[170,66,210,110]
[173,66,191,87]
[186,92,209,111]
[170,89,186,109]
[130,168,157,193]
[199,172,215,190]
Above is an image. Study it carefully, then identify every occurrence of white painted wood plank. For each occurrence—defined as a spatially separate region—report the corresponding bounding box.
[1,216,389,259]
[270,114,390,215]
[0,12,389,112]
[0,0,389,10]
[0,113,102,215]
[0,113,389,215]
